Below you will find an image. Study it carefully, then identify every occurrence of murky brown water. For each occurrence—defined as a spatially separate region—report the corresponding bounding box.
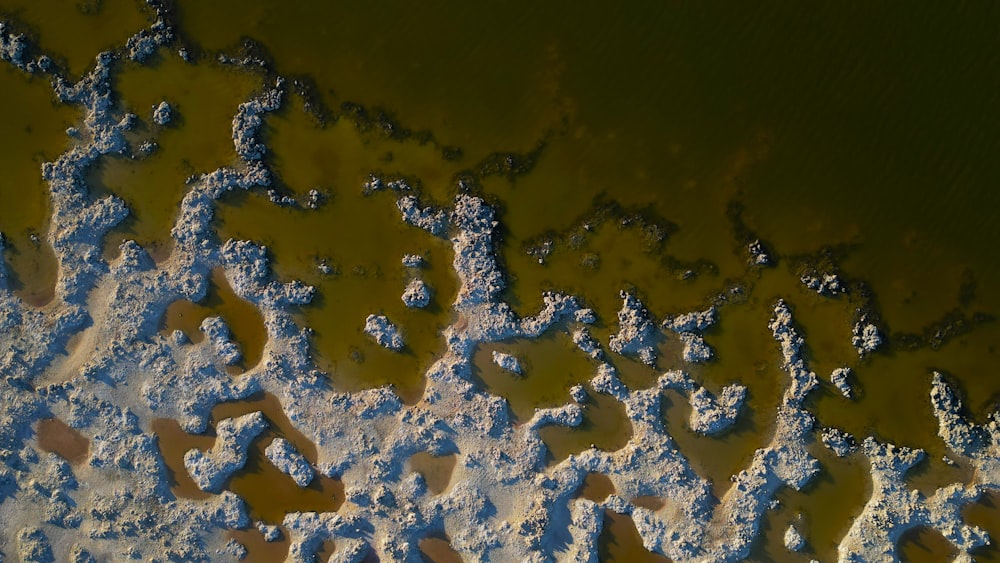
[214,97,460,403]
[576,472,615,504]
[6,1,1000,560]
[35,417,89,465]
[598,510,671,563]
[160,267,266,372]
[419,534,463,563]
[153,391,343,562]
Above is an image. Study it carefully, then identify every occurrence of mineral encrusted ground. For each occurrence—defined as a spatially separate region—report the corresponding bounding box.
[0,6,995,563]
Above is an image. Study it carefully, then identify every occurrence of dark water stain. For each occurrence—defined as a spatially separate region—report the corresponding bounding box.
[36,417,89,465]
[160,267,266,372]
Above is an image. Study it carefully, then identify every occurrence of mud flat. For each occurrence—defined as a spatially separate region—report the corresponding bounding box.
[0,4,996,563]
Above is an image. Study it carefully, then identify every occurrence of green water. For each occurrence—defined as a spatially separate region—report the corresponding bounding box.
[3,1,1000,560]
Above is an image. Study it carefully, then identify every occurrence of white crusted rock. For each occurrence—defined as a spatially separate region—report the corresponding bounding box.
[784,523,806,551]
[608,291,659,366]
[401,278,432,309]
[830,367,854,398]
[265,437,314,487]
[364,314,404,351]
[152,101,172,125]
[492,351,523,375]
[184,412,268,493]
[821,428,858,457]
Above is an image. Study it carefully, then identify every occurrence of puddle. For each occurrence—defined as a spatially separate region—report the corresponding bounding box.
[214,99,458,403]
[598,510,671,562]
[963,491,1000,562]
[472,333,599,422]
[575,472,615,503]
[89,54,262,262]
[160,267,266,372]
[407,452,456,496]
[538,389,631,464]
[419,534,463,563]
[0,64,78,306]
[0,0,150,79]
[228,527,289,563]
[897,526,958,562]
[152,392,344,524]
[36,417,89,465]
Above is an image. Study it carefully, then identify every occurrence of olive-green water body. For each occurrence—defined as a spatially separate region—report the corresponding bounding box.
[418,534,463,563]
[471,333,631,463]
[10,2,1000,561]
[160,267,266,373]
[747,441,871,563]
[214,100,458,404]
[0,64,77,306]
[88,53,262,262]
[35,417,89,466]
[0,0,150,79]
[598,510,671,563]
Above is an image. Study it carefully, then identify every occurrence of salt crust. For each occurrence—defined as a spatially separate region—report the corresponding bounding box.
[0,9,992,562]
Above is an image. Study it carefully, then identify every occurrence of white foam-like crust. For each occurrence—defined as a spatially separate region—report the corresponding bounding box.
[265,437,314,487]
[364,314,405,351]
[401,278,432,309]
[184,412,268,493]
[0,12,993,562]
[152,101,172,126]
[784,523,806,552]
[491,351,522,376]
[830,366,854,399]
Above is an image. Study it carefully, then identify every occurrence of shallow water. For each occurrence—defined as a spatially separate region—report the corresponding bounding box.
[408,451,457,496]
[160,267,266,372]
[92,53,262,262]
[35,417,88,465]
[5,1,1000,560]
[0,0,149,79]
[598,510,671,563]
[153,393,344,527]
[0,63,76,306]
[214,98,460,403]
